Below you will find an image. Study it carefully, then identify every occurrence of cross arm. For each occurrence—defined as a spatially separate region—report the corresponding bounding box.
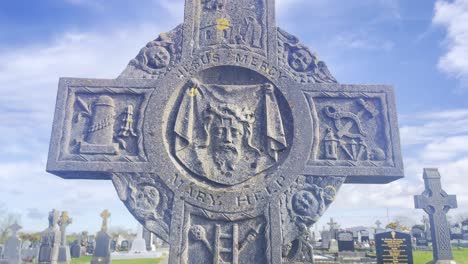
[414,194,429,210]
[47,78,161,180]
[298,83,404,184]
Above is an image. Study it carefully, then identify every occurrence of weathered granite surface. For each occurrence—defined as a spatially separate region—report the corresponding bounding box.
[46,0,404,263]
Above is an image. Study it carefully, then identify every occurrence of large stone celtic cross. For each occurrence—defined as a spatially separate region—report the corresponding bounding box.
[47,0,404,263]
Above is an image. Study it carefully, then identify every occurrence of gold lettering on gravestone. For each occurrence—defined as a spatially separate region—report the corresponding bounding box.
[380,232,409,264]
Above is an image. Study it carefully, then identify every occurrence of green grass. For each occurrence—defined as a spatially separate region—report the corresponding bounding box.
[70,249,468,264]
[71,256,165,264]
[413,248,468,264]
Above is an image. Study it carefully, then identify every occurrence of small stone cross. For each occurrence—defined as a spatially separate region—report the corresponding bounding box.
[100,210,111,232]
[375,220,382,229]
[9,222,22,236]
[58,211,73,246]
[327,218,337,231]
[48,209,60,229]
[414,168,457,263]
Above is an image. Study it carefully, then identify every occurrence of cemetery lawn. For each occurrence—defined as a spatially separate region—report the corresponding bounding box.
[71,256,165,264]
[413,248,468,264]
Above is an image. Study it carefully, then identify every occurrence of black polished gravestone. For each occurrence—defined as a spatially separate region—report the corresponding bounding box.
[337,231,355,252]
[375,231,413,264]
[412,226,429,247]
[450,224,463,240]
[415,169,458,264]
[46,0,404,263]
[360,230,370,243]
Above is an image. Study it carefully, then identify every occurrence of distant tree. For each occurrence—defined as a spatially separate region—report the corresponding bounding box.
[453,212,468,224]
[0,204,21,243]
[108,226,132,238]
[386,221,409,231]
[393,215,416,229]
[19,233,41,243]
[386,222,399,230]
[412,224,425,231]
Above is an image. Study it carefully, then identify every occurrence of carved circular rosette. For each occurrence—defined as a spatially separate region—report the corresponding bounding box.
[112,172,173,242]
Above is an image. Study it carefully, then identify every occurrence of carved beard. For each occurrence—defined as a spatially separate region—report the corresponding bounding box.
[212,144,240,175]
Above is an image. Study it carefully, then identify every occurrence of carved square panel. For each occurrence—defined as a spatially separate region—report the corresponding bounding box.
[47,78,155,179]
[301,84,404,183]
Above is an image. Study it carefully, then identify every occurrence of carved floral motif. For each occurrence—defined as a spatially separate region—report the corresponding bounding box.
[278,28,337,84]
[281,176,345,262]
[112,173,173,242]
[119,25,183,79]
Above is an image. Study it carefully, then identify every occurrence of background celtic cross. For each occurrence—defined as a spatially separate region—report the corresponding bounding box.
[414,168,458,262]
[100,210,111,232]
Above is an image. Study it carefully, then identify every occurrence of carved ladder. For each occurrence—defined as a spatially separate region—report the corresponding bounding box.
[213,224,239,264]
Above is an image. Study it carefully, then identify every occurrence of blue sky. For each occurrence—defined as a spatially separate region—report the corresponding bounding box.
[0,0,467,234]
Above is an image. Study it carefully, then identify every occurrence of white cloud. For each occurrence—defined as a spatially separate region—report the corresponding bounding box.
[421,136,468,161]
[433,0,468,88]
[332,32,395,51]
[400,109,468,146]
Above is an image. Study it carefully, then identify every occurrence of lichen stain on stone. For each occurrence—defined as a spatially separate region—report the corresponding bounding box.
[187,87,199,97]
[216,18,231,31]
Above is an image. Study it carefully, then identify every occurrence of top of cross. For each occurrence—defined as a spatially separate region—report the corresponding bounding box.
[100,210,111,232]
[48,209,60,228]
[375,220,382,229]
[414,168,457,215]
[58,211,73,228]
[327,218,338,230]
[9,222,22,236]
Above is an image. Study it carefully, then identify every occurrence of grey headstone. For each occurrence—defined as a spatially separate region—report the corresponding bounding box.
[464,233,468,241]
[129,224,147,254]
[360,230,370,243]
[337,231,354,252]
[120,241,129,251]
[411,226,429,247]
[22,249,39,263]
[2,223,22,264]
[46,0,405,263]
[38,210,61,264]
[320,230,331,249]
[328,239,338,254]
[110,240,117,252]
[414,168,457,263]
[21,241,31,250]
[91,232,111,264]
[142,227,155,251]
[422,215,433,242]
[70,241,81,259]
[450,224,463,240]
[91,211,112,264]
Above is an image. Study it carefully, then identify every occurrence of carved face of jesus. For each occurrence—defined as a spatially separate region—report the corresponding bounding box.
[210,117,244,175]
